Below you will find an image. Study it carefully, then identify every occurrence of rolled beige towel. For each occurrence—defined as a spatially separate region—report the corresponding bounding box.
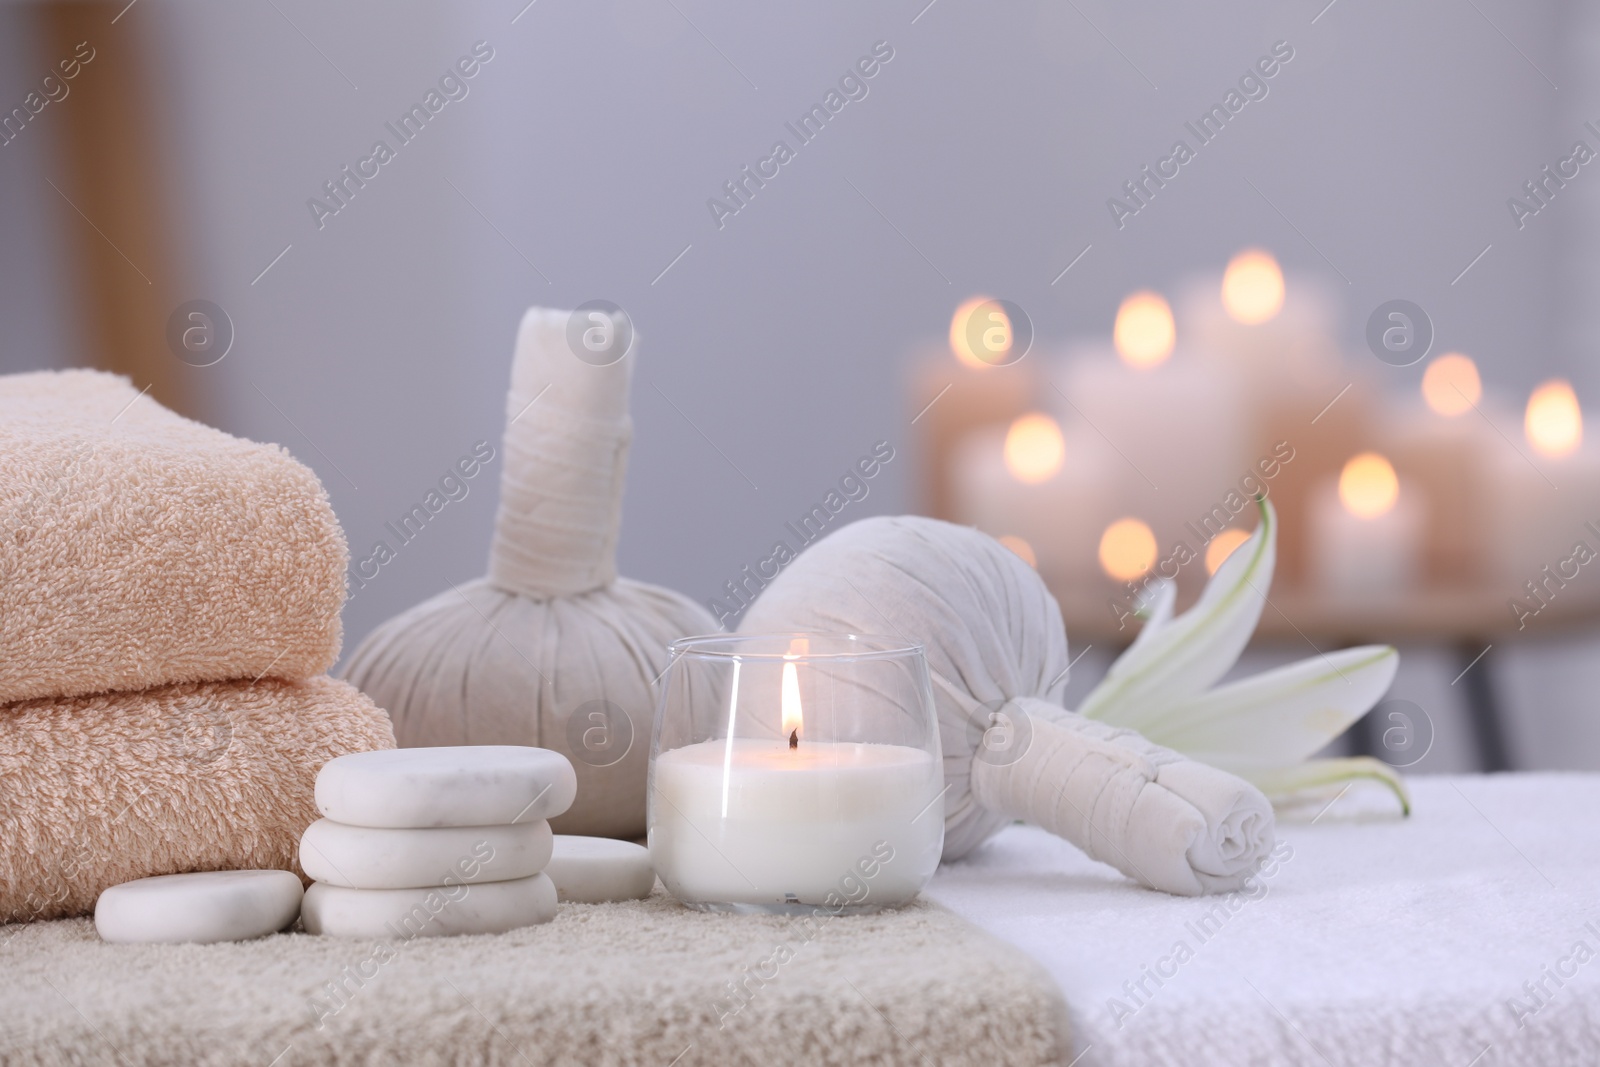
[0,369,346,705]
[0,676,394,923]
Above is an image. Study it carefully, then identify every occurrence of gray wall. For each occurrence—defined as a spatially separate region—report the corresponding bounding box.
[2,0,1592,767]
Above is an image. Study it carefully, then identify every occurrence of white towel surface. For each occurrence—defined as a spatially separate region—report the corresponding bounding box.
[927,773,1600,1066]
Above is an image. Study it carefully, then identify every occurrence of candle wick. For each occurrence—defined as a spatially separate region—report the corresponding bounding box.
[789,729,798,750]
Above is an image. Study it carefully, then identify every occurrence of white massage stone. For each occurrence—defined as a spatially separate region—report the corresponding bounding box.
[301,872,557,938]
[546,836,656,903]
[299,819,554,889]
[94,870,303,944]
[315,745,576,828]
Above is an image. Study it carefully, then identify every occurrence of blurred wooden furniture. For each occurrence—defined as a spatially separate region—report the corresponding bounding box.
[37,0,200,420]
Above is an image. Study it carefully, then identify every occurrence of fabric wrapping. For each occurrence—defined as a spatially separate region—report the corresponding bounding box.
[344,308,717,839]
[739,515,1274,895]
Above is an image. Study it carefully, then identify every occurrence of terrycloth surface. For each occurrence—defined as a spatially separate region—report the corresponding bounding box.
[928,773,1600,1066]
[0,677,395,923]
[0,893,1069,1066]
[0,369,346,704]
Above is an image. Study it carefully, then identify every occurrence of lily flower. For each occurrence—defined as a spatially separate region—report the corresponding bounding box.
[1076,496,1409,814]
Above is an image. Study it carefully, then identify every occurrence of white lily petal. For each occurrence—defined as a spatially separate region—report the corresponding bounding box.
[1080,497,1276,730]
[1122,578,1176,661]
[1143,645,1399,772]
[1245,756,1411,817]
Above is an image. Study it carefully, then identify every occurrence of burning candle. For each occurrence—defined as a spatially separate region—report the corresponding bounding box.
[950,417,1117,585]
[1220,248,1286,325]
[1386,352,1493,584]
[1098,517,1158,583]
[648,635,943,913]
[1057,291,1249,557]
[1489,380,1600,587]
[1309,452,1424,595]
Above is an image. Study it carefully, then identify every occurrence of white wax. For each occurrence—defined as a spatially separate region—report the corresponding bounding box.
[949,424,1115,582]
[1057,346,1250,543]
[649,739,942,909]
[1308,478,1425,595]
[1489,424,1600,586]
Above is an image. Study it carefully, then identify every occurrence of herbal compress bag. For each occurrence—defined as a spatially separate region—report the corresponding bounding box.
[740,515,1278,896]
[345,308,717,838]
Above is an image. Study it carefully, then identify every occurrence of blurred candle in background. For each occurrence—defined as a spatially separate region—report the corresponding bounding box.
[1220,248,1286,326]
[1098,517,1158,583]
[950,419,1115,586]
[1310,452,1424,595]
[1182,250,1370,589]
[1004,413,1065,484]
[909,297,1039,520]
[1387,352,1490,586]
[1112,291,1176,367]
[1491,379,1600,592]
[1527,379,1582,457]
[1057,292,1248,564]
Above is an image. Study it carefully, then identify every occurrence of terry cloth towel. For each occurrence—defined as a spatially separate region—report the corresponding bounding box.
[0,676,394,923]
[927,774,1600,1066]
[0,369,347,705]
[0,893,1068,1067]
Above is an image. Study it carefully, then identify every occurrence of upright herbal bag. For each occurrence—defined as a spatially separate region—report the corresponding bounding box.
[344,308,717,838]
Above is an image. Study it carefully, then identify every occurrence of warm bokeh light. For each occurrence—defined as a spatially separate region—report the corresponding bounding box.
[1113,291,1175,368]
[1338,453,1400,519]
[997,535,1037,568]
[1421,353,1482,417]
[1204,527,1252,575]
[1220,248,1285,325]
[1099,518,1158,581]
[949,295,1007,369]
[1003,413,1065,484]
[1525,379,1583,458]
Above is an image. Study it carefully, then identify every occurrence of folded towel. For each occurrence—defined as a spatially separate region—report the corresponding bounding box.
[0,676,394,923]
[0,370,346,705]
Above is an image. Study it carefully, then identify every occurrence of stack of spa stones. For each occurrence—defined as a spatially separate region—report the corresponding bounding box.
[298,746,576,938]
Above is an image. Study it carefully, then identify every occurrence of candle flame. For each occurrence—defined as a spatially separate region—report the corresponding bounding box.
[1003,413,1065,484]
[1526,379,1582,458]
[1098,517,1157,581]
[1421,353,1481,417]
[1221,248,1285,325]
[781,637,807,743]
[1113,291,1175,368]
[1204,527,1251,575]
[1339,452,1399,519]
[949,296,1007,369]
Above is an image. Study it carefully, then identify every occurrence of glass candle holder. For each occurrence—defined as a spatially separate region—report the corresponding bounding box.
[648,633,944,914]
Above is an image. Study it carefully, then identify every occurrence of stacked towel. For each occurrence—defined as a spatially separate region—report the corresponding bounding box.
[0,371,394,924]
[0,678,393,922]
[0,369,346,704]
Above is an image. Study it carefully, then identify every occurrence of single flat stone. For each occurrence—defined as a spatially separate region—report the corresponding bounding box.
[315,746,576,829]
[300,819,553,890]
[546,836,655,903]
[301,873,557,938]
[94,870,303,945]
